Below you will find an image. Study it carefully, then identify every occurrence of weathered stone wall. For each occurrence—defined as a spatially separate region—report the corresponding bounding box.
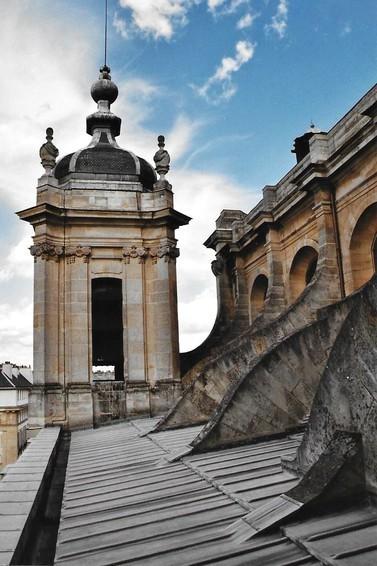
[293,274,377,494]
[191,273,376,452]
[92,381,127,426]
[157,264,341,431]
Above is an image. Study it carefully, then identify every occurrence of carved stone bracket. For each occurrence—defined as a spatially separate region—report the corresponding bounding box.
[150,245,180,264]
[123,244,180,264]
[65,246,92,264]
[29,243,91,263]
[30,242,64,262]
[211,256,225,277]
[123,246,148,264]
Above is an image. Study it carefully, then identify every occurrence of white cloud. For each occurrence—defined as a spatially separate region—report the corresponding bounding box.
[0,2,95,210]
[0,1,97,364]
[266,0,289,39]
[1,1,258,364]
[117,0,198,40]
[207,0,226,11]
[172,168,256,351]
[208,0,249,16]
[116,0,252,39]
[115,80,202,165]
[193,40,255,103]
[340,23,352,37]
[113,12,129,39]
[0,231,34,283]
[167,115,203,161]
[0,300,33,366]
[237,12,256,30]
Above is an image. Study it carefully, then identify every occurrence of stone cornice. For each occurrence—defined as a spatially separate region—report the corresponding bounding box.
[204,229,233,250]
[19,205,191,230]
[17,203,64,227]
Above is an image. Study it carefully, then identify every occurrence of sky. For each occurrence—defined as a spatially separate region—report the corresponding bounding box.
[1,0,377,365]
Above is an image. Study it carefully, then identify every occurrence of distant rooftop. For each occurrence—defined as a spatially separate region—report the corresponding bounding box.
[0,362,33,389]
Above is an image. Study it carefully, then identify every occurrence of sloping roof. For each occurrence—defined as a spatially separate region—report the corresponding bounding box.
[0,371,32,389]
[55,419,319,566]
[13,373,32,388]
[0,372,14,389]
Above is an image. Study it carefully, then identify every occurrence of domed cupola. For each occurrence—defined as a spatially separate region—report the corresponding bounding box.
[54,65,157,190]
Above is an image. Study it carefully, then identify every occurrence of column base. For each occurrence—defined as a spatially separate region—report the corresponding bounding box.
[28,383,66,429]
[126,382,151,416]
[66,383,94,430]
[92,381,127,427]
[150,380,182,416]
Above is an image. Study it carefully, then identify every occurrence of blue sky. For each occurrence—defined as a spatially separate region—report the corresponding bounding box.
[0,0,376,364]
[90,0,377,186]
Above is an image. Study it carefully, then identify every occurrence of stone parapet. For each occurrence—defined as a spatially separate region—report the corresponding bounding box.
[0,427,61,565]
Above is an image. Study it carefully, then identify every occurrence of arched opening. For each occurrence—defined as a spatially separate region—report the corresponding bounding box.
[250,274,268,320]
[350,203,377,291]
[289,246,319,303]
[92,278,124,381]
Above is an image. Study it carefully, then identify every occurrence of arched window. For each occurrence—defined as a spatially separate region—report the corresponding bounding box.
[250,274,269,321]
[92,278,124,381]
[349,203,377,291]
[289,246,319,303]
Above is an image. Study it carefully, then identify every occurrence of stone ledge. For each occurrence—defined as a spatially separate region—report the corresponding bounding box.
[0,427,61,565]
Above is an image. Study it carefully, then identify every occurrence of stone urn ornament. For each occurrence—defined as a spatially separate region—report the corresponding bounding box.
[153,135,171,186]
[39,127,59,175]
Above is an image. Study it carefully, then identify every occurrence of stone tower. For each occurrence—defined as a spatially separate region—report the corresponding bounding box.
[18,66,190,430]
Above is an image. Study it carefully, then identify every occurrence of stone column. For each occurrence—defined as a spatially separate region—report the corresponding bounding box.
[123,247,149,415]
[29,245,62,429]
[146,245,181,414]
[65,249,93,429]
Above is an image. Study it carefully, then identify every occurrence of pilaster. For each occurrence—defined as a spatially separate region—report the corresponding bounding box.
[264,227,286,318]
[312,183,342,303]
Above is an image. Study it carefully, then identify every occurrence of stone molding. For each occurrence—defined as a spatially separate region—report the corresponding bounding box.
[30,241,179,264]
[123,244,179,264]
[30,242,91,263]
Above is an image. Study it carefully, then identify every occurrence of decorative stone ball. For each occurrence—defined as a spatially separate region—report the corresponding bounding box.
[91,78,119,105]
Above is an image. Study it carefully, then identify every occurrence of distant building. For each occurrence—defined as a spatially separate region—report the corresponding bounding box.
[0,362,32,470]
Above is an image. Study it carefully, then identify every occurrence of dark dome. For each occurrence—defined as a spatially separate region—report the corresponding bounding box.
[54,142,157,190]
[53,66,157,191]
[54,153,74,179]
